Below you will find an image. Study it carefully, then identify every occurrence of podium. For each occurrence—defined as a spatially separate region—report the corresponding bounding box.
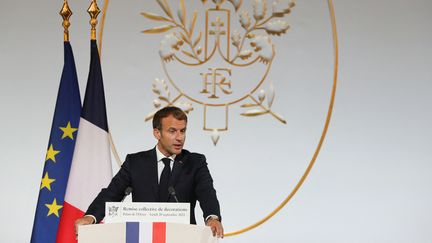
[78,222,217,243]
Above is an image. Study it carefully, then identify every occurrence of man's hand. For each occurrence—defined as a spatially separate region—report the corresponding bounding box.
[206,219,224,238]
[74,215,95,236]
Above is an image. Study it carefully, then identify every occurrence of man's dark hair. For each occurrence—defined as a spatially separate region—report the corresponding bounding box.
[153,106,187,130]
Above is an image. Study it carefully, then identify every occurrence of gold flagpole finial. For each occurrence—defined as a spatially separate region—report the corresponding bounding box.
[88,0,101,40]
[59,0,73,42]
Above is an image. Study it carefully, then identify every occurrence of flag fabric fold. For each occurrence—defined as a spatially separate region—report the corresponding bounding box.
[56,40,113,243]
[31,41,81,243]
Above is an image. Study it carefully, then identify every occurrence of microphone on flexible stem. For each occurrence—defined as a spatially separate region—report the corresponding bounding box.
[168,186,179,202]
[121,187,133,202]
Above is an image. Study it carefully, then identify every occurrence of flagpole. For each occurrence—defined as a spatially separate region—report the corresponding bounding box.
[88,0,100,41]
[59,0,72,42]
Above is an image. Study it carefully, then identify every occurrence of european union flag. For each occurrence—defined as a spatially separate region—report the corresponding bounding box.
[30,41,81,243]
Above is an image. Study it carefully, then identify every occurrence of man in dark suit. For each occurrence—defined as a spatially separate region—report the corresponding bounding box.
[75,106,223,237]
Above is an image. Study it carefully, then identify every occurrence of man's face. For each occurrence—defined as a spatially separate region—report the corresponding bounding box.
[154,115,187,156]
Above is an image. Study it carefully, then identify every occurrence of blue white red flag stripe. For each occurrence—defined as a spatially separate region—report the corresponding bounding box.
[126,222,140,243]
[153,222,166,243]
[139,222,153,243]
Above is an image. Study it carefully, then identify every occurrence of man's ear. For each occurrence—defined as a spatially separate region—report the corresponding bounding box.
[153,128,161,140]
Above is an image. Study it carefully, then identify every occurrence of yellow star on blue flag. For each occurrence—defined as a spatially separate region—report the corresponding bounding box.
[60,121,78,140]
[45,198,63,217]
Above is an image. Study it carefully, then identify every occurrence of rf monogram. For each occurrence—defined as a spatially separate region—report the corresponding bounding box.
[200,68,232,99]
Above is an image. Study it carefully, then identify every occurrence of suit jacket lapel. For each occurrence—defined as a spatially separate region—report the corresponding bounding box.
[170,151,187,188]
[148,148,159,201]
[170,160,182,188]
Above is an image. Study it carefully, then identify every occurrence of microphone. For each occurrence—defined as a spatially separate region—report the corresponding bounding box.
[121,187,133,202]
[168,186,179,202]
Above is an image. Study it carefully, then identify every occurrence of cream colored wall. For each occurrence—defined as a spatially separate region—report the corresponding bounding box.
[0,0,431,242]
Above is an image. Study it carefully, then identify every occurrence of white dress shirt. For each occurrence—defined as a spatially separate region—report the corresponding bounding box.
[155,145,175,184]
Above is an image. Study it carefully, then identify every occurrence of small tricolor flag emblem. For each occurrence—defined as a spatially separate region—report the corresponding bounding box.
[78,222,216,243]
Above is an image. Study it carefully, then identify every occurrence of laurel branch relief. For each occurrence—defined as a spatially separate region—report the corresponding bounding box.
[141,0,294,144]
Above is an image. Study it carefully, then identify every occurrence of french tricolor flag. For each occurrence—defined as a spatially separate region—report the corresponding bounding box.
[56,40,113,243]
[126,222,167,243]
